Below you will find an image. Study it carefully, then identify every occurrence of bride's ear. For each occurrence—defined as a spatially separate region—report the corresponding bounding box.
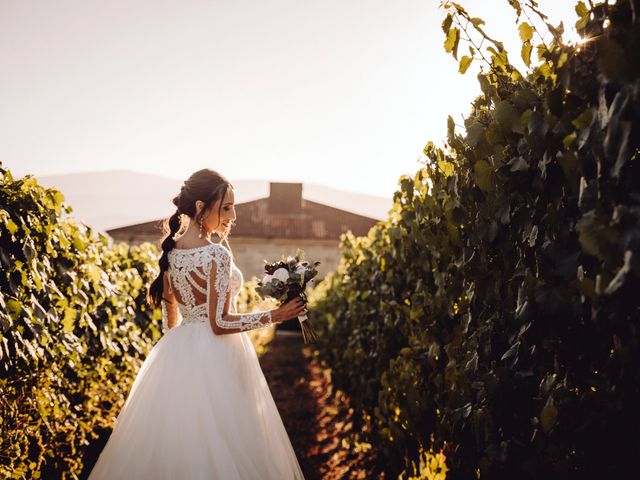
[195,200,205,215]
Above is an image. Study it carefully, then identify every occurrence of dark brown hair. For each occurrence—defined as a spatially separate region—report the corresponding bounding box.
[147,168,233,308]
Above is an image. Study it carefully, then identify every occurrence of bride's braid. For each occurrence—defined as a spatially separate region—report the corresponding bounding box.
[147,199,183,309]
[147,169,233,309]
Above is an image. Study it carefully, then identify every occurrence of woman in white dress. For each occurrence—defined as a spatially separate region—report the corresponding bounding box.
[89,168,307,479]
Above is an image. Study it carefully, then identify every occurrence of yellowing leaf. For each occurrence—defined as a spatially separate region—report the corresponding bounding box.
[423,141,436,157]
[572,108,593,130]
[521,41,533,67]
[6,218,18,235]
[52,190,65,205]
[441,13,452,34]
[519,22,534,42]
[132,275,143,291]
[20,177,37,193]
[72,236,86,251]
[444,27,460,59]
[557,51,569,69]
[575,1,589,17]
[6,299,21,320]
[563,132,577,149]
[576,15,589,30]
[62,307,76,333]
[86,264,103,284]
[438,160,456,177]
[32,268,43,292]
[459,55,473,74]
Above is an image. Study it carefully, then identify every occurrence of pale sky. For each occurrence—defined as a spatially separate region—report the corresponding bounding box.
[0,0,578,198]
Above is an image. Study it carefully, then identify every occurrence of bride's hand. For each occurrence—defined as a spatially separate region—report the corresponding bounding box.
[272,297,307,323]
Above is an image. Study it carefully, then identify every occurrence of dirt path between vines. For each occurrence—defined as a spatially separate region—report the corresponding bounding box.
[258,332,384,480]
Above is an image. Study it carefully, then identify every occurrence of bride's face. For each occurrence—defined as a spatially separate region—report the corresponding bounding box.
[201,187,236,236]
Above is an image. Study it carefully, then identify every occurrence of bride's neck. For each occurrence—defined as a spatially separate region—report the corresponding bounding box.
[175,224,217,246]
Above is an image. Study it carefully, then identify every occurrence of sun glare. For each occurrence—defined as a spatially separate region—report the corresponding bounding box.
[564,4,613,47]
[565,28,587,46]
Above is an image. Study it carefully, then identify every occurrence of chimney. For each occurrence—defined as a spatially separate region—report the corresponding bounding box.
[268,182,302,214]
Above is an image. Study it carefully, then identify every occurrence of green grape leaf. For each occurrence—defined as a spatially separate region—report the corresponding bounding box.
[473,160,494,192]
[541,403,558,433]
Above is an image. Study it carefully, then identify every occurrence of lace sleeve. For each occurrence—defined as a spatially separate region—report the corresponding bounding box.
[161,271,181,333]
[161,301,170,333]
[207,246,273,333]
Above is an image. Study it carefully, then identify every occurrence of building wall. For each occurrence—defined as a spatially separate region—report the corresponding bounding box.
[227,236,343,282]
[109,232,160,245]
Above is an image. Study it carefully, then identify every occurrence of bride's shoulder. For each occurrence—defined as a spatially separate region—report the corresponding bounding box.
[169,242,230,264]
[206,242,232,262]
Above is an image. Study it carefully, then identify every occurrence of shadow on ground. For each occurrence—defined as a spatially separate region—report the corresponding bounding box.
[259,332,384,480]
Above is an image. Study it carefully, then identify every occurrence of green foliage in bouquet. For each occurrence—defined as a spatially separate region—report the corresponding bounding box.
[311,1,640,478]
[255,250,320,303]
[256,250,320,343]
[0,165,162,478]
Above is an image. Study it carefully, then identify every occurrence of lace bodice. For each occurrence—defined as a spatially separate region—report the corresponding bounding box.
[161,243,272,332]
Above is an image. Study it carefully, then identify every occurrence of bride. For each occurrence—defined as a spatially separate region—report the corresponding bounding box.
[89,169,306,479]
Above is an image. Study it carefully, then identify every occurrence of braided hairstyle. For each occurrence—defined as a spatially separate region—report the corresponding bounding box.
[147,168,233,309]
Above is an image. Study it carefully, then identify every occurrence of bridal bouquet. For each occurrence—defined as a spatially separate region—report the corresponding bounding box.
[255,251,320,344]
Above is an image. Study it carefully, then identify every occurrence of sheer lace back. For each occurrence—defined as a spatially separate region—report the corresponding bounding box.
[164,243,271,331]
[167,245,204,325]
[167,244,225,325]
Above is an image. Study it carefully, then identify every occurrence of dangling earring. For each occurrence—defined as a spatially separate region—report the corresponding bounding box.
[198,216,205,239]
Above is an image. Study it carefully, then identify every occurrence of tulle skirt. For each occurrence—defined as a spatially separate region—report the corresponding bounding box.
[88,323,305,480]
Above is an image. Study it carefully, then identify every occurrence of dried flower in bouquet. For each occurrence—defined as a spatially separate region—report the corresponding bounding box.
[255,250,320,344]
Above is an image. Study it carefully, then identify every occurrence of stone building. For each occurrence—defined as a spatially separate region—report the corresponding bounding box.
[107,182,380,282]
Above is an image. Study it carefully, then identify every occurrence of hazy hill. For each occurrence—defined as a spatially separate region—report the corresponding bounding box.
[36,170,392,232]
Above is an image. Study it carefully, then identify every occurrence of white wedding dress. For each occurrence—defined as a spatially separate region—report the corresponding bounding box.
[89,243,305,479]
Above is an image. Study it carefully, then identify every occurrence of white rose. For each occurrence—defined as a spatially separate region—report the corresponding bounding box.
[262,274,274,284]
[272,268,290,282]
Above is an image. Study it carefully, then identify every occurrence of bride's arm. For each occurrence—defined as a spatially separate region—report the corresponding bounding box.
[161,271,181,332]
[207,250,277,335]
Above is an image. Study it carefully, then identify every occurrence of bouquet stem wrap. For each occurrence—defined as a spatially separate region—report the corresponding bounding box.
[286,290,318,345]
[297,314,318,344]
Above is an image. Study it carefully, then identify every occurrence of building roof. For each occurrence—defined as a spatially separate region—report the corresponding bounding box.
[107,182,379,240]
